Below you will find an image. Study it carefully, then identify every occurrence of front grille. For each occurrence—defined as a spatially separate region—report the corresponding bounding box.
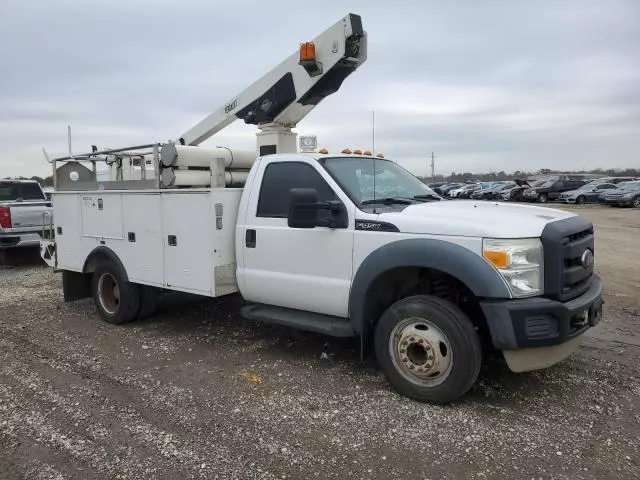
[541,217,595,302]
[560,226,594,298]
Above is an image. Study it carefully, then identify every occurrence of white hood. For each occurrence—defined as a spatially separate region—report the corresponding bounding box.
[376,200,576,238]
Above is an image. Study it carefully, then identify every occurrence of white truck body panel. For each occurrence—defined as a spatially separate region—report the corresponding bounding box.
[53,189,242,296]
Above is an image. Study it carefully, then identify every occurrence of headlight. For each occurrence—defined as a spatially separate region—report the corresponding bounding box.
[482,238,544,298]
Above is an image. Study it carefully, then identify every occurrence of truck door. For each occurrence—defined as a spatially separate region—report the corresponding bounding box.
[238,159,354,318]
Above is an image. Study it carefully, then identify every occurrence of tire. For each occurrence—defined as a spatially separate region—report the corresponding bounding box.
[633,196,640,208]
[91,260,140,325]
[576,195,586,205]
[537,193,548,203]
[374,295,482,404]
[137,286,160,319]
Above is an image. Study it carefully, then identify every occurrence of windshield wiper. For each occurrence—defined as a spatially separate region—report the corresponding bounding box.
[361,197,413,205]
[412,194,442,201]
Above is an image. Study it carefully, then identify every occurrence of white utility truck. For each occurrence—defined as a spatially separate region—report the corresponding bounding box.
[40,13,603,404]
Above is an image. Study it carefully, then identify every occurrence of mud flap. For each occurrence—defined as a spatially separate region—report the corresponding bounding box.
[62,270,91,302]
[39,240,57,268]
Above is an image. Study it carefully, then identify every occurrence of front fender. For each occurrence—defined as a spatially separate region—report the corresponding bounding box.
[349,238,511,335]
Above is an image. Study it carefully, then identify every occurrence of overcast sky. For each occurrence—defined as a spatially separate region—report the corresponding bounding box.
[1,0,638,178]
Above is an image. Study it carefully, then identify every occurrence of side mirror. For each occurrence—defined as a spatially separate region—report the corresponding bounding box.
[288,188,322,228]
[287,188,346,229]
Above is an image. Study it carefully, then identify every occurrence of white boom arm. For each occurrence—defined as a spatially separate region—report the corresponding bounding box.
[178,13,367,155]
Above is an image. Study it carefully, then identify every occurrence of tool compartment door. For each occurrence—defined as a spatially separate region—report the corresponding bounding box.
[161,192,213,295]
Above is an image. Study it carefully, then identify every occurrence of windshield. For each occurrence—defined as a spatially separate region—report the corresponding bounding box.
[321,157,437,205]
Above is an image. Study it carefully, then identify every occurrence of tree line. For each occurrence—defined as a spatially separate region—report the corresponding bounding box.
[2,175,54,186]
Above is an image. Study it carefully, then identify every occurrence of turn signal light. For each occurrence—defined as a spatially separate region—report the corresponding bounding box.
[299,42,316,62]
[318,148,328,154]
[353,149,362,155]
[376,153,385,158]
[341,148,352,154]
[483,250,509,269]
[363,150,372,156]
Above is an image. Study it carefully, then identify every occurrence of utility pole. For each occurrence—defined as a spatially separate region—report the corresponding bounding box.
[430,152,435,179]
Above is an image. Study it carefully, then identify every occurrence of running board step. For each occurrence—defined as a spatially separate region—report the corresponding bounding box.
[240,304,355,338]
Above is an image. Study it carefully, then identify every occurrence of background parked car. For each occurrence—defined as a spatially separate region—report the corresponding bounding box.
[600,181,640,208]
[470,182,505,200]
[500,179,538,201]
[559,183,618,204]
[448,183,477,198]
[0,180,53,251]
[489,181,517,200]
[439,183,466,197]
[522,178,586,203]
[587,176,636,185]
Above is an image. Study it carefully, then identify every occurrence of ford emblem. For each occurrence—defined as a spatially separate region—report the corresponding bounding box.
[581,249,594,269]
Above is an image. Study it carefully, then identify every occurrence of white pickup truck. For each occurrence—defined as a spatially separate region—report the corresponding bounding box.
[39,13,602,403]
[0,179,53,251]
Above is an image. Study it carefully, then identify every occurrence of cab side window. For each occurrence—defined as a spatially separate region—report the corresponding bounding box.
[257,162,338,218]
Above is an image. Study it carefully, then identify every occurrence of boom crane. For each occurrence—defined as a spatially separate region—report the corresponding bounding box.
[177,13,367,156]
[45,13,367,190]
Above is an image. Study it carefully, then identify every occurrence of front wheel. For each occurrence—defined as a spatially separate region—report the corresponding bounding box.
[537,193,548,203]
[374,295,482,404]
[576,195,586,205]
[633,196,640,208]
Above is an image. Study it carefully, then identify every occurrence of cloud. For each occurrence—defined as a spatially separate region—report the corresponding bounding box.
[0,0,638,177]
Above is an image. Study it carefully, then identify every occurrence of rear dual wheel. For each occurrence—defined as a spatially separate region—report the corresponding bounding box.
[91,260,159,324]
[374,295,482,404]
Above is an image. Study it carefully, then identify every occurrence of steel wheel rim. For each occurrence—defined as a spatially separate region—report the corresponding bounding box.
[98,273,120,315]
[389,317,453,387]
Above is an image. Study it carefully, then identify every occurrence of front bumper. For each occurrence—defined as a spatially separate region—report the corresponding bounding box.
[559,196,576,203]
[480,274,603,352]
[605,197,633,206]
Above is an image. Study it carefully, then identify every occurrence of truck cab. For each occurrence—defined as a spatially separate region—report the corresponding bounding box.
[233,152,603,403]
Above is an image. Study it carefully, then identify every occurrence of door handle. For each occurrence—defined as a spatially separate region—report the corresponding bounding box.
[167,235,177,246]
[245,229,256,248]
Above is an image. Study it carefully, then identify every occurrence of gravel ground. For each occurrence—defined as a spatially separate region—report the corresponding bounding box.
[1,205,639,479]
